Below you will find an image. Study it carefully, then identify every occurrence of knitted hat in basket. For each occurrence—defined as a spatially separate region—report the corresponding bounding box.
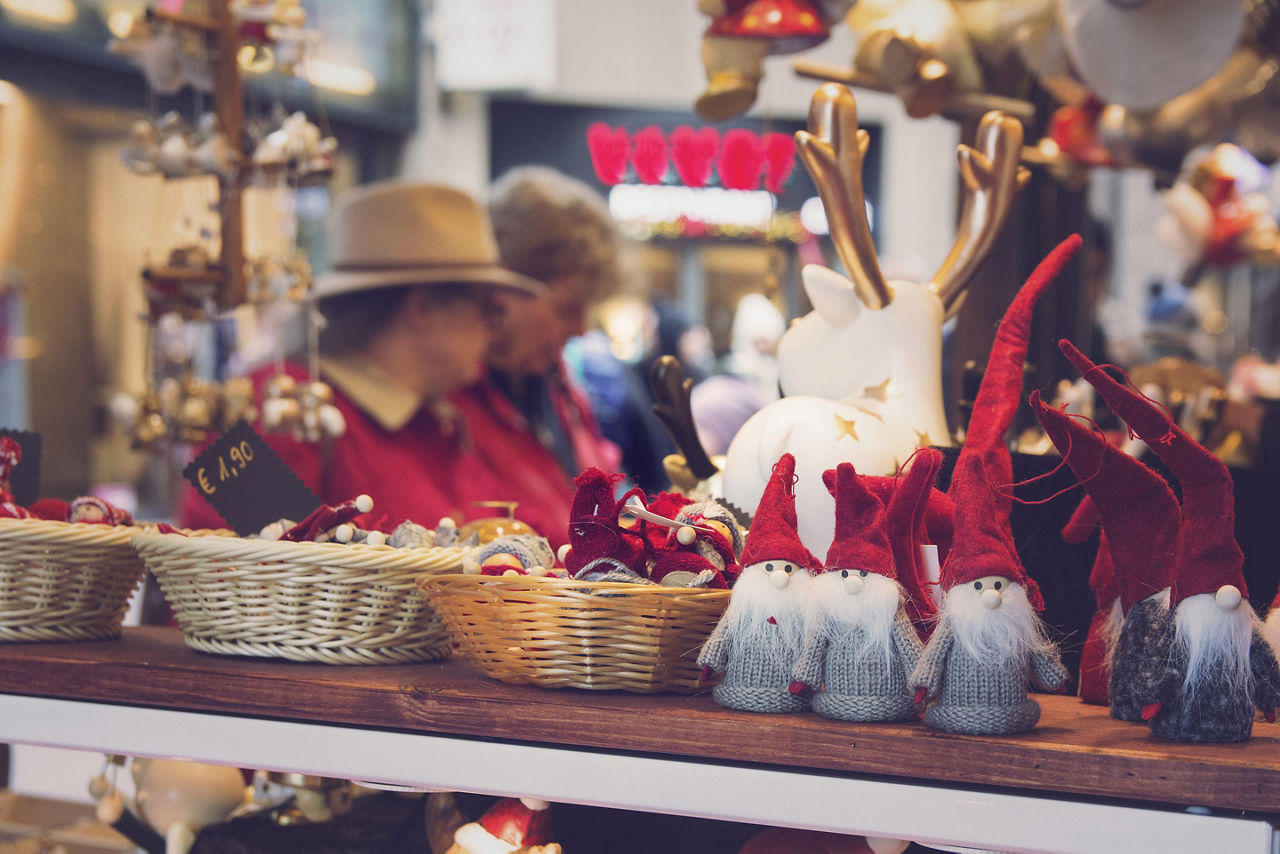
[280,494,372,542]
[943,452,1043,610]
[822,462,894,578]
[563,468,646,576]
[1033,390,1180,613]
[453,797,554,853]
[739,453,819,570]
[1060,339,1246,608]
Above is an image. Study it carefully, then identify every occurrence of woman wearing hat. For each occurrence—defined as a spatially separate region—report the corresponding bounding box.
[183,181,580,543]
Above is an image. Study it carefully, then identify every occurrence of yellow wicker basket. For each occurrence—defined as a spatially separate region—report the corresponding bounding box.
[132,531,472,664]
[0,517,145,642]
[419,573,730,693]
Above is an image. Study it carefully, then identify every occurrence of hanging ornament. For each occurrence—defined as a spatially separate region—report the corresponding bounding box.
[631,125,669,185]
[670,125,719,188]
[261,373,303,434]
[586,123,630,186]
[218,375,258,430]
[296,379,346,442]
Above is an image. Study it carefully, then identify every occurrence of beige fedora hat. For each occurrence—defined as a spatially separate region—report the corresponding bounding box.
[315,180,544,298]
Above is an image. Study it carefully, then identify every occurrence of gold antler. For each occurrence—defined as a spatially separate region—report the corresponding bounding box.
[933,111,1030,319]
[795,83,893,310]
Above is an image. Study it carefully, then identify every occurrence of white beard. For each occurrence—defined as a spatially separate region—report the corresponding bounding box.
[807,571,903,671]
[942,582,1055,664]
[722,565,811,665]
[1175,593,1257,704]
[1100,597,1124,671]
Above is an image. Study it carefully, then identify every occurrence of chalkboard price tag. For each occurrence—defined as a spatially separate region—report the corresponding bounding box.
[183,420,322,535]
[0,429,41,506]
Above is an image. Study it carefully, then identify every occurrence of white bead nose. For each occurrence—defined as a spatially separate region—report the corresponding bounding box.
[676,526,697,546]
[769,570,790,589]
[1216,585,1243,611]
[843,574,865,595]
[981,588,1003,609]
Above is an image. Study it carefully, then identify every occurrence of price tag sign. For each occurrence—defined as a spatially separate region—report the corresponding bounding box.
[0,429,40,506]
[183,420,321,535]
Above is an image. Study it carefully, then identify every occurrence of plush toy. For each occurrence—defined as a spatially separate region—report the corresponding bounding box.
[67,496,134,526]
[694,0,842,121]
[462,534,557,577]
[698,453,820,713]
[560,469,647,580]
[1061,339,1280,741]
[1059,497,1122,706]
[790,462,922,721]
[645,498,743,588]
[882,448,944,641]
[0,438,29,519]
[279,494,383,545]
[448,797,561,854]
[909,237,1079,736]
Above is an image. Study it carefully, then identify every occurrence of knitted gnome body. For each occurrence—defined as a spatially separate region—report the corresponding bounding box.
[792,463,921,722]
[910,238,1078,736]
[698,453,819,713]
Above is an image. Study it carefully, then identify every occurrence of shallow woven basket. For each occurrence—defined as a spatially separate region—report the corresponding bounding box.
[419,573,730,693]
[132,531,471,665]
[0,517,145,642]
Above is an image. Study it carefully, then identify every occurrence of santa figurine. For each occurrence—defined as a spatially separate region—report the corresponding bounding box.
[790,462,922,722]
[909,237,1079,735]
[882,448,945,641]
[1061,339,1280,741]
[448,797,561,854]
[698,453,820,713]
[695,0,844,121]
[647,498,743,588]
[1037,403,1178,717]
[559,469,648,581]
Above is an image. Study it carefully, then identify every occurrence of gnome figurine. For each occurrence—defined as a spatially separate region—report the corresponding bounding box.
[1061,339,1280,742]
[883,448,945,641]
[1037,400,1179,719]
[1059,497,1123,706]
[698,453,820,713]
[648,499,743,588]
[790,463,922,722]
[909,237,1079,736]
[560,468,648,581]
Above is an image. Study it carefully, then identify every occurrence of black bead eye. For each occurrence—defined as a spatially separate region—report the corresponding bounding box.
[765,563,774,572]
[973,581,982,590]
[859,570,869,577]
[783,564,793,573]
[841,570,849,578]
[994,581,1002,590]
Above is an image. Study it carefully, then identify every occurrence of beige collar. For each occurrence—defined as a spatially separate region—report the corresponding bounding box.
[319,352,424,432]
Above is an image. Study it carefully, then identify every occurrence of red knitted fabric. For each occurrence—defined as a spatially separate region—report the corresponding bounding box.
[740,453,820,570]
[885,448,943,635]
[563,468,647,575]
[822,462,894,578]
[1060,340,1246,607]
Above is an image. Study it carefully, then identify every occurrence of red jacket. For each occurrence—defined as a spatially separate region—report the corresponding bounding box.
[180,357,588,549]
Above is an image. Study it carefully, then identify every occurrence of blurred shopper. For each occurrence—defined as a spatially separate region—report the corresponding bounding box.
[181,181,569,538]
[452,167,623,529]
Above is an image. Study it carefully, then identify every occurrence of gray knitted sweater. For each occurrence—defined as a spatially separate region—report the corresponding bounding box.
[1108,594,1169,723]
[698,612,808,714]
[909,617,1068,736]
[792,607,922,722]
[1143,618,1280,743]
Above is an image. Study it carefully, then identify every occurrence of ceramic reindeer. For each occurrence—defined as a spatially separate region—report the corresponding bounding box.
[720,83,1027,555]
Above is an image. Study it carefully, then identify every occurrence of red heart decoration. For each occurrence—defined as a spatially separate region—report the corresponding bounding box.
[670,126,719,188]
[763,132,796,194]
[631,125,669,185]
[718,128,766,191]
[586,123,629,186]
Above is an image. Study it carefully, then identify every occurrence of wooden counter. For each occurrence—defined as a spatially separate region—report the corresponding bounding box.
[1,627,1278,853]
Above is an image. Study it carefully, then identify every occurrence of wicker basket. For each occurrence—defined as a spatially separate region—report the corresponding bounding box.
[419,573,730,693]
[133,531,472,664]
[0,517,145,642]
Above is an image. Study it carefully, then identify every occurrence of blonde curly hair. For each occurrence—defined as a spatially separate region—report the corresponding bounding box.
[489,166,621,299]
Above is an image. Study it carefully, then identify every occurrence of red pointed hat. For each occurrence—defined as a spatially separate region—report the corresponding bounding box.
[943,452,1044,610]
[476,797,553,848]
[822,462,894,578]
[1032,390,1180,612]
[564,468,646,575]
[740,453,819,570]
[1061,496,1121,611]
[886,448,943,627]
[1060,340,1246,608]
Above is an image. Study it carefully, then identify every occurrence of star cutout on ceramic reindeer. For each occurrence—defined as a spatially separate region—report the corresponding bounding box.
[913,428,934,448]
[862,378,894,403]
[834,414,858,441]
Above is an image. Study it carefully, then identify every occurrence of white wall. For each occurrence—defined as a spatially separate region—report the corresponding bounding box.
[406,0,960,278]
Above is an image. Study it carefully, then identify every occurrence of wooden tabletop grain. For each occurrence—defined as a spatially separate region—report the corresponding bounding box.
[3,627,1279,814]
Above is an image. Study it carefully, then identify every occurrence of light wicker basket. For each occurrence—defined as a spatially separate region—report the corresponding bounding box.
[0,517,145,642]
[132,531,472,664]
[419,573,730,693]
